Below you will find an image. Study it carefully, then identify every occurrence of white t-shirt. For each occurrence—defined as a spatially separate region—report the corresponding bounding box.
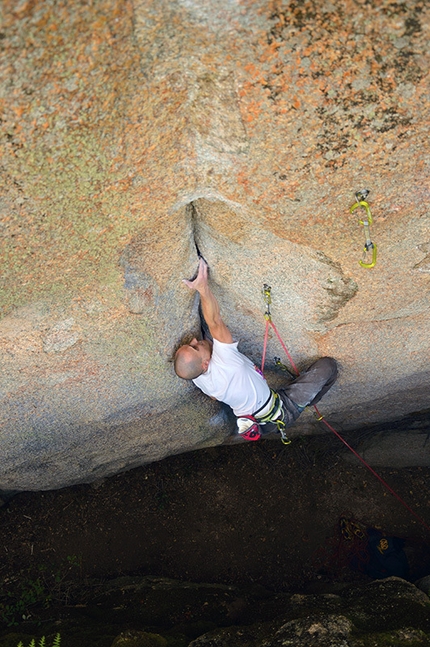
[193,339,270,416]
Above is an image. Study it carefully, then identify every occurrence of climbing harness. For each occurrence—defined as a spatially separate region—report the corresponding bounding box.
[259,284,430,534]
[311,515,370,580]
[253,389,290,444]
[340,516,366,541]
[312,516,410,581]
[253,389,282,423]
[350,189,377,268]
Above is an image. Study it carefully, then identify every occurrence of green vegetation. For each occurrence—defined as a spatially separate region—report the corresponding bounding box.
[0,557,81,627]
[17,635,61,647]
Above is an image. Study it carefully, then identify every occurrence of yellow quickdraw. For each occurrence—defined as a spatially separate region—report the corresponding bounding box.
[350,190,377,269]
[262,284,272,321]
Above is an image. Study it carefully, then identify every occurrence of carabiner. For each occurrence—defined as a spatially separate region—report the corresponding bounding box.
[277,420,291,445]
[350,199,373,226]
[359,241,377,269]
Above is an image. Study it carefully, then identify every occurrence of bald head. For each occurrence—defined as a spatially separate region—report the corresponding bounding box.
[174,338,213,380]
[174,345,204,380]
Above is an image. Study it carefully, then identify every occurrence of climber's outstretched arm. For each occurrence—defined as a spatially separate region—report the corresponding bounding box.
[183,259,233,344]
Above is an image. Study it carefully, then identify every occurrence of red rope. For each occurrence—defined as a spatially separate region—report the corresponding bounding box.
[269,320,300,376]
[261,317,430,535]
[261,319,300,376]
[313,406,430,533]
[261,319,270,374]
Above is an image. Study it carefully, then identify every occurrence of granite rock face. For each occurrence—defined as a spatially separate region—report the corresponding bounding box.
[0,0,429,490]
[187,577,430,647]
[343,410,430,467]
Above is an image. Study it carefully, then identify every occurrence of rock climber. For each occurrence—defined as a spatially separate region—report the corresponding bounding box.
[174,258,338,441]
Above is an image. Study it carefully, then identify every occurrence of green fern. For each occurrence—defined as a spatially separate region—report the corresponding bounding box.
[16,634,60,647]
